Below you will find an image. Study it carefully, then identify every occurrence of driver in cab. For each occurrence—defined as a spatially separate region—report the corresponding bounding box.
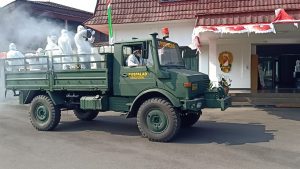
[126,49,142,67]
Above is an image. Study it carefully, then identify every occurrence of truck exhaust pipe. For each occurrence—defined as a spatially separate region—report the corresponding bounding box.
[150,32,158,40]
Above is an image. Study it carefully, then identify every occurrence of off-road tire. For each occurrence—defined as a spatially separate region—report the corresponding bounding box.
[180,111,201,128]
[73,109,99,121]
[29,95,61,131]
[137,98,181,142]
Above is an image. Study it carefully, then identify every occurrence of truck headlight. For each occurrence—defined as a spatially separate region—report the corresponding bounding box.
[196,102,202,109]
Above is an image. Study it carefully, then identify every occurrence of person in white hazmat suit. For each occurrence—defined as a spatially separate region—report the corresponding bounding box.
[126,49,142,67]
[58,29,73,70]
[35,48,48,70]
[25,48,46,70]
[6,43,25,71]
[45,35,62,70]
[74,25,95,69]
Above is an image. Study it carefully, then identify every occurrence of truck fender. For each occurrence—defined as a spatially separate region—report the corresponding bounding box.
[46,91,65,105]
[127,88,181,118]
[20,90,39,104]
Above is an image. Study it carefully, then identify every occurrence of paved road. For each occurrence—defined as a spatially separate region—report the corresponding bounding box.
[0,100,300,169]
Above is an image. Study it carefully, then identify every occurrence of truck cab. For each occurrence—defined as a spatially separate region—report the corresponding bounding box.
[4,33,231,142]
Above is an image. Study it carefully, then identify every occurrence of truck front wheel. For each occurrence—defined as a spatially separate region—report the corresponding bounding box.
[180,111,201,128]
[137,98,181,142]
[29,95,61,131]
[73,109,99,121]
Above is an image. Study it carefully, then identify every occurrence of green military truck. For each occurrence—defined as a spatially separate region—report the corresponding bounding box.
[5,33,231,142]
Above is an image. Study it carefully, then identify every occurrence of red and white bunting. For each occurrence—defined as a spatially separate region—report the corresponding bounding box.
[222,25,248,34]
[194,26,220,33]
[193,24,275,35]
[247,24,275,34]
[191,8,300,51]
[193,8,300,35]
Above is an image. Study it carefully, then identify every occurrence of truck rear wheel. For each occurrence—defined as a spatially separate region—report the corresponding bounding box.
[73,109,99,121]
[180,111,201,128]
[137,98,181,142]
[29,95,61,131]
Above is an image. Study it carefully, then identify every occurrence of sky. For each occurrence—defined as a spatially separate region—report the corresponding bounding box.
[0,0,98,13]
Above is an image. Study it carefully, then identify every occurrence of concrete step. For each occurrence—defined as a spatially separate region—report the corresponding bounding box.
[232,101,300,108]
[230,92,300,107]
[230,93,300,98]
[231,102,253,107]
[231,96,251,102]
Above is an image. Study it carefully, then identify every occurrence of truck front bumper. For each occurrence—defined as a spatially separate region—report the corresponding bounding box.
[181,98,205,112]
[203,88,232,111]
[181,96,231,112]
[205,96,231,111]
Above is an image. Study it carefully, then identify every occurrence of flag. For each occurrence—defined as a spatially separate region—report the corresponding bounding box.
[107,0,113,44]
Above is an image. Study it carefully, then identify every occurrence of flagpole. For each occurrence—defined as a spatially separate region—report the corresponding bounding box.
[107,0,113,44]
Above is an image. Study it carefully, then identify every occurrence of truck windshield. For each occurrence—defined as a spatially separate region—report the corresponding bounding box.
[157,40,184,67]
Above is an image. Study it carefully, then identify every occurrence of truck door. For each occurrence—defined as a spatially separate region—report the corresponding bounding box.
[118,42,157,96]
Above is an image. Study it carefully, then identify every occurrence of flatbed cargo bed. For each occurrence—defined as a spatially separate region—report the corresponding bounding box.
[5,54,110,92]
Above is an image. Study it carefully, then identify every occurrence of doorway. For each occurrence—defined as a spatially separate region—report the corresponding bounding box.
[256,44,300,89]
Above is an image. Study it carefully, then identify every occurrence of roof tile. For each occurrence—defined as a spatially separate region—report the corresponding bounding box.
[85,0,300,26]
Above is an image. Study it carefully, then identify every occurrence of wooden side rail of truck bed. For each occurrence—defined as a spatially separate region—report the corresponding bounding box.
[5,54,111,92]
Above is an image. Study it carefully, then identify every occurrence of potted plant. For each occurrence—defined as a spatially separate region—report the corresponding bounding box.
[218,74,232,94]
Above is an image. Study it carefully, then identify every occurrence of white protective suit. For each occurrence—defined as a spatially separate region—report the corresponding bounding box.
[36,48,47,70]
[126,50,143,67]
[25,48,46,70]
[6,43,25,71]
[58,29,73,69]
[36,48,45,56]
[45,35,62,70]
[74,25,95,69]
[126,54,141,67]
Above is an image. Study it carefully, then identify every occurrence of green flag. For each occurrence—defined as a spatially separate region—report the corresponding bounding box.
[107,0,113,44]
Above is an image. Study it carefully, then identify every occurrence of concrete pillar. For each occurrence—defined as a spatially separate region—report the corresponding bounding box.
[198,45,209,74]
[208,39,218,86]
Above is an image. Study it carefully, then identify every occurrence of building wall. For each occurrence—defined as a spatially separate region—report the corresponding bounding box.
[112,20,252,89]
[199,41,251,88]
[216,42,251,88]
[111,21,300,89]
[204,32,300,89]
[113,20,195,46]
